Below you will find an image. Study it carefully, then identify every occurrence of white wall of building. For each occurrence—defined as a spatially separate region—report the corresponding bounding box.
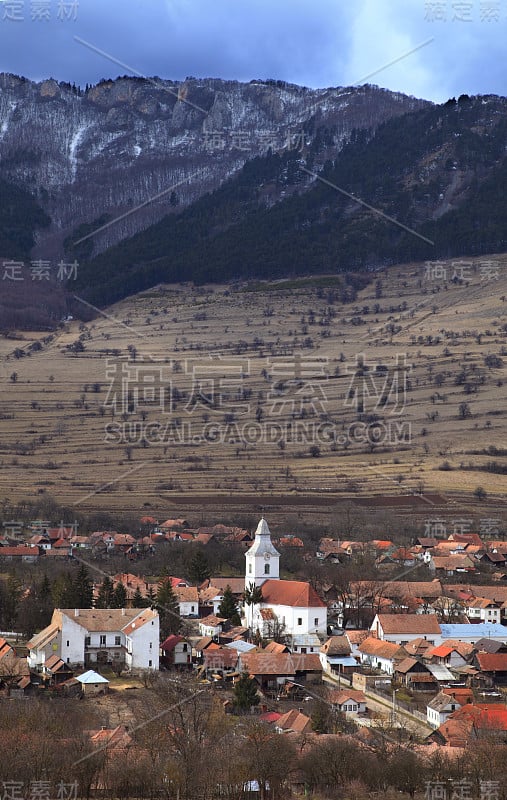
[252,603,327,636]
[126,615,159,670]
[60,613,87,664]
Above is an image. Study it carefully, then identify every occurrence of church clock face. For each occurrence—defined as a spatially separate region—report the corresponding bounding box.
[264,552,270,560]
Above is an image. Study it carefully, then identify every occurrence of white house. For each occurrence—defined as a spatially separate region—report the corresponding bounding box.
[427,691,470,729]
[371,614,442,647]
[27,608,159,671]
[328,689,367,716]
[243,518,327,638]
[319,636,356,676]
[174,586,199,618]
[357,637,407,675]
[464,598,501,625]
[198,615,226,638]
[425,643,470,669]
[160,635,192,667]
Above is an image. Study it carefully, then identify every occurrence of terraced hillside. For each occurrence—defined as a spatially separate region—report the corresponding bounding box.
[0,255,506,520]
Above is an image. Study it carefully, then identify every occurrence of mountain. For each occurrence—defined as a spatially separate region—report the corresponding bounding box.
[0,73,427,262]
[73,93,507,307]
[3,74,507,321]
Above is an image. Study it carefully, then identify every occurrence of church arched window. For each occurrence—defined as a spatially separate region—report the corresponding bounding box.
[264,564,270,575]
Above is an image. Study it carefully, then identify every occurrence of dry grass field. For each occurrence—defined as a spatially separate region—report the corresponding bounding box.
[0,254,506,525]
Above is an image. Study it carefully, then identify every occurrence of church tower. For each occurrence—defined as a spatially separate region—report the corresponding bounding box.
[245,517,280,590]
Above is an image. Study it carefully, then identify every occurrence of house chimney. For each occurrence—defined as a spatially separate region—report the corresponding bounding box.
[74,609,79,617]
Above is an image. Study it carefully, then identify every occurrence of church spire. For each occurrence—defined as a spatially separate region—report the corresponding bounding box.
[245,517,280,589]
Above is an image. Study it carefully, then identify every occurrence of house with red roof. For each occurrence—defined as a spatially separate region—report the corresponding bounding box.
[427,690,473,729]
[0,545,40,562]
[473,652,507,685]
[328,689,367,715]
[275,709,312,734]
[160,635,192,668]
[425,642,470,669]
[243,519,327,638]
[430,704,507,746]
[27,607,159,672]
[371,613,441,646]
[464,597,501,624]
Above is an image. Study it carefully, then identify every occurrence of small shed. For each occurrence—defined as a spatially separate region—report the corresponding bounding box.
[76,670,109,696]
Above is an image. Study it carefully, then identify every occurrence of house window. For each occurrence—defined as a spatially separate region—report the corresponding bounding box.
[249,564,252,574]
[149,642,152,650]
[85,636,91,646]
[182,644,187,652]
[297,618,302,626]
[115,636,121,646]
[149,660,152,667]
[66,640,69,647]
[100,635,106,646]
[191,606,195,613]
[264,564,270,575]
[314,618,319,627]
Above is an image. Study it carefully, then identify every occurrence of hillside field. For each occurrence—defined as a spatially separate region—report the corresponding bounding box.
[0,255,506,527]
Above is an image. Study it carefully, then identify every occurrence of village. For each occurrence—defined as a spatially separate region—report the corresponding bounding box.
[1,513,507,797]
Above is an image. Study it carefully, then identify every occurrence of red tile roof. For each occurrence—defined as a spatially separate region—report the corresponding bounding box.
[328,689,366,705]
[452,703,507,733]
[160,635,183,652]
[475,653,507,672]
[428,644,455,658]
[0,546,38,556]
[376,613,441,635]
[276,709,312,734]
[278,537,304,548]
[121,608,158,636]
[261,579,326,608]
[264,641,289,654]
[204,649,237,669]
[259,711,282,723]
[199,615,226,627]
[358,637,407,660]
[240,652,321,676]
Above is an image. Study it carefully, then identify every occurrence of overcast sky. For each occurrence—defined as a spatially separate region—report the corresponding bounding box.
[0,0,505,102]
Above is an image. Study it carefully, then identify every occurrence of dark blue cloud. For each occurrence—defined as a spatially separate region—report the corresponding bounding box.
[0,0,505,101]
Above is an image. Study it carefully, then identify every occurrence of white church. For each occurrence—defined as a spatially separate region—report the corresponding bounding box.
[242,518,327,640]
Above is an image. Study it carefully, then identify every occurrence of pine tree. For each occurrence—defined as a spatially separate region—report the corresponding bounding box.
[74,564,93,607]
[112,581,127,609]
[16,577,53,638]
[187,550,211,584]
[234,672,260,713]
[52,571,78,608]
[3,575,22,629]
[146,586,157,606]
[95,576,114,608]
[156,579,181,639]
[218,585,241,625]
[132,586,149,607]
